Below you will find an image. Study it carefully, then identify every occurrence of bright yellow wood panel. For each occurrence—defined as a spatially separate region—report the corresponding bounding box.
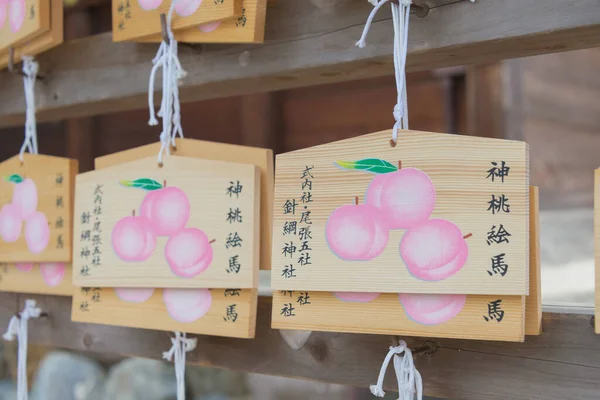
[271,130,529,295]
[72,287,256,338]
[72,155,260,288]
[138,0,266,43]
[112,0,242,42]
[0,0,50,52]
[0,154,77,263]
[0,262,72,296]
[94,138,274,271]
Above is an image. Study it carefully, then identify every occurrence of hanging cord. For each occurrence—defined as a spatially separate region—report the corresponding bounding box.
[356,0,412,144]
[3,300,43,400]
[19,57,39,161]
[147,0,187,164]
[162,332,197,400]
[370,342,422,400]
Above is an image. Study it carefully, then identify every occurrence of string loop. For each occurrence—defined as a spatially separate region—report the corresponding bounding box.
[162,331,197,400]
[19,57,39,161]
[3,300,43,400]
[370,342,422,400]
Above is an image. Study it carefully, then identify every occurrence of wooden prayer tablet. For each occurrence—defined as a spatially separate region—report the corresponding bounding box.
[272,291,524,342]
[0,154,78,263]
[0,0,50,53]
[0,0,63,68]
[94,139,274,270]
[138,0,266,44]
[271,130,529,295]
[112,0,242,42]
[0,262,72,296]
[525,186,541,335]
[72,155,260,289]
[72,287,256,338]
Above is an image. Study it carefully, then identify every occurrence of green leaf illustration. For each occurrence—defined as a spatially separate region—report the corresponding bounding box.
[119,178,163,191]
[4,174,24,184]
[334,158,398,174]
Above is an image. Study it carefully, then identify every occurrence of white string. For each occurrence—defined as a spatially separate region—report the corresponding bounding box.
[370,342,422,400]
[147,0,187,164]
[162,331,197,400]
[357,0,412,143]
[3,300,42,400]
[19,57,39,161]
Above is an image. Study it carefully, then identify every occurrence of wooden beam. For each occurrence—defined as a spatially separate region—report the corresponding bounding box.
[1,293,598,399]
[1,0,600,126]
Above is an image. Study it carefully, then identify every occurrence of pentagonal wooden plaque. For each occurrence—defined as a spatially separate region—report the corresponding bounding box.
[72,287,256,338]
[138,0,266,43]
[94,139,274,271]
[271,130,529,295]
[0,262,72,296]
[112,0,242,42]
[0,154,77,262]
[72,155,260,288]
[0,0,50,52]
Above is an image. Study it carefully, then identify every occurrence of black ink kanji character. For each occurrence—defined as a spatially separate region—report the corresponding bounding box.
[298,226,312,241]
[280,303,295,317]
[282,242,297,258]
[81,212,91,224]
[483,300,505,323]
[486,161,510,183]
[227,255,241,274]
[55,174,64,186]
[225,232,243,248]
[283,221,297,236]
[56,196,64,208]
[94,206,102,216]
[94,184,104,196]
[80,301,89,312]
[81,287,91,295]
[296,292,311,305]
[226,207,243,224]
[282,264,296,279]
[486,225,511,245]
[300,191,313,203]
[300,211,312,225]
[301,179,312,191]
[488,253,508,276]
[92,235,102,247]
[298,252,312,266]
[91,291,101,303]
[281,291,294,298]
[80,247,91,259]
[57,235,64,249]
[91,255,101,266]
[487,194,511,214]
[81,230,91,242]
[224,305,238,322]
[80,266,90,276]
[299,241,312,252]
[301,165,314,179]
[93,221,102,232]
[94,195,102,205]
[283,199,297,215]
[226,181,243,198]
[55,217,64,229]
[224,289,241,297]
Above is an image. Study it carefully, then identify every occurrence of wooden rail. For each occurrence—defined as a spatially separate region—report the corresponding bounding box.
[1,0,600,126]
[1,292,597,400]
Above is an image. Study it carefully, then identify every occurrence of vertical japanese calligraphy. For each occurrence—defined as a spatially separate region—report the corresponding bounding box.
[486,160,511,280]
[226,180,244,274]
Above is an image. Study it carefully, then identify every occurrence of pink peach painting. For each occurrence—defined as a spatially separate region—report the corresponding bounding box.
[15,263,33,272]
[8,0,25,33]
[11,178,38,221]
[163,288,212,323]
[399,293,466,325]
[40,263,66,287]
[115,287,155,303]
[24,211,50,254]
[175,0,202,17]
[0,0,8,30]
[334,292,380,303]
[137,0,163,10]
[198,20,221,33]
[325,197,388,261]
[400,219,470,281]
[0,203,21,243]
[112,178,213,278]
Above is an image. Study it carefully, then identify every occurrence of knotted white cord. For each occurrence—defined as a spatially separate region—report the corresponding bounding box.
[370,342,422,400]
[148,0,187,164]
[162,331,197,400]
[3,300,43,400]
[357,0,412,143]
[19,57,39,161]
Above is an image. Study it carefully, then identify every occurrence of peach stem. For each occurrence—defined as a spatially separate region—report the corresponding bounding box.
[209,239,216,244]
[398,160,402,170]
[463,233,472,239]
[354,196,359,205]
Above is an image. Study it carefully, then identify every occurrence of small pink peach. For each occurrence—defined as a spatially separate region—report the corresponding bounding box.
[175,0,202,17]
[24,212,49,254]
[137,0,163,10]
[399,293,466,325]
[111,216,156,262]
[15,263,33,272]
[115,288,155,303]
[334,292,380,303]
[140,187,190,237]
[163,288,212,323]
[0,204,22,243]
[8,0,25,33]
[40,263,66,287]
[198,20,221,33]
[12,178,38,221]
[165,228,213,278]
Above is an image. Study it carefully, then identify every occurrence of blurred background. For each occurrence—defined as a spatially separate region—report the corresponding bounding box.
[0,2,596,399]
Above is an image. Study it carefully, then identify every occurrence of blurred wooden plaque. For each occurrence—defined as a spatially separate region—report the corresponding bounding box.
[271,130,529,295]
[0,0,50,52]
[0,154,77,262]
[139,0,266,43]
[0,262,72,296]
[72,155,260,288]
[112,0,242,42]
[72,287,256,338]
